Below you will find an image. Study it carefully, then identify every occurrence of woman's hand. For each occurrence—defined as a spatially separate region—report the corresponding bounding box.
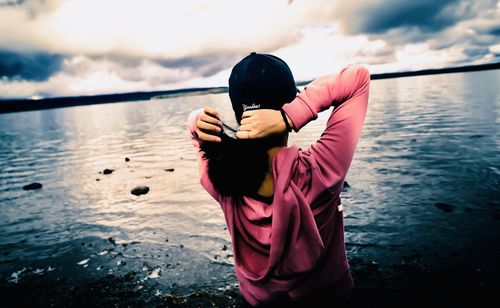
[196,107,222,142]
[236,109,293,139]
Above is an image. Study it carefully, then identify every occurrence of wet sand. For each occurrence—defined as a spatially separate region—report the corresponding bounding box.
[1,250,498,307]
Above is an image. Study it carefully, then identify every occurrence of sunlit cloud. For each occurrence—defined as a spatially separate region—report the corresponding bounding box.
[273,25,395,80]
[0,0,326,57]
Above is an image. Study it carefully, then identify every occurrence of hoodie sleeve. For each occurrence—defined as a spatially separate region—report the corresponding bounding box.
[187,109,221,202]
[282,65,370,193]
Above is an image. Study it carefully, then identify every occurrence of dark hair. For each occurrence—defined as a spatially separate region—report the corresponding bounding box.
[200,132,284,197]
[201,52,296,198]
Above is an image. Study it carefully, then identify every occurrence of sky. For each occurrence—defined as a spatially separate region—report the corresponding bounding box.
[0,0,499,99]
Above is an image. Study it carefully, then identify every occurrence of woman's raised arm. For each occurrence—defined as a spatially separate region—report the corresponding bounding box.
[282,65,370,193]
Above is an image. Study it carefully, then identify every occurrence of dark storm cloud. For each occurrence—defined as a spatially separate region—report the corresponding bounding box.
[463,47,491,60]
[490,28,500,36]
[474,23,500,36]
[350,0,500,43]
[0,0,26,7]
[0,50,64,81]
[341,0,460,35]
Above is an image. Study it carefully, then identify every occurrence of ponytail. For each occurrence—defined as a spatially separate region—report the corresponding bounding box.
[200,133,281,197]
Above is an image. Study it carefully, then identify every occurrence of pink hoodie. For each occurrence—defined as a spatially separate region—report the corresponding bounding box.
[188,65,370,306]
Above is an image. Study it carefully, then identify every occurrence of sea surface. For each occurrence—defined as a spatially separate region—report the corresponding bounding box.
[0,70,499,294]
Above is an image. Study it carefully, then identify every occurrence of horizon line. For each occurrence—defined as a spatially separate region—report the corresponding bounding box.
[1,61,499,114]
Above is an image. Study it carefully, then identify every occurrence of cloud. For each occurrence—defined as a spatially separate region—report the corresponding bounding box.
[470,20,500,36]
[0,49,64,81]
[273,25,398,80]
[332,0,499,48]
[0,0,499,98]
[488,27,500,35]
[490,44,500,55]
[325,0,500,70]
[155,53,242,78]
[332,0,460,35]
[0,0,333,97]
[0,0,325,58]
[0,54,239,98]
[0,0,25,6]
[0,0,60,17]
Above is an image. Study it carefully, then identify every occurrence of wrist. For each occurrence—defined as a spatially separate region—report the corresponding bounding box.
[282,97,311,132]
[280,109,292,133]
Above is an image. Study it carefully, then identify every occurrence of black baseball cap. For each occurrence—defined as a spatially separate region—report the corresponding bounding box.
[228,52,298,124]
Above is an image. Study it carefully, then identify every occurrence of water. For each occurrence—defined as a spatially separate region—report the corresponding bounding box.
[0,70,499,291]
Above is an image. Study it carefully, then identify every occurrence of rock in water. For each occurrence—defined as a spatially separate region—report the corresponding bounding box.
[23,182,43,190]
[103,169,114,175]
[342,181,350,192]
[131,186,149,196]
[435,202,454,213]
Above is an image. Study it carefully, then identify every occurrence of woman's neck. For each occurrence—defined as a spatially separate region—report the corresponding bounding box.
[266,133,288,172]
[267,146,285,172]
[255,146,285,198]
[256,134,288,197]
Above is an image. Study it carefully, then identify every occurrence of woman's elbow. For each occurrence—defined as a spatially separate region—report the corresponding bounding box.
[355,65,371,85]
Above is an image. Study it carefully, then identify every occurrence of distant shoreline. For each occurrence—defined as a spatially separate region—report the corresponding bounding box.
[1,62,499,114]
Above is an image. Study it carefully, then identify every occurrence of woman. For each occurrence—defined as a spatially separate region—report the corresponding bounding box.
[187,52,370,306]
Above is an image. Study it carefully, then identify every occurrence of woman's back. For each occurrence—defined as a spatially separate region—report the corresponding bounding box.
[188,64,370,305]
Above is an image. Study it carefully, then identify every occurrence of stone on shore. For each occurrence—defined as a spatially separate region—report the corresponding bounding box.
[102,169,114,175]
[131,186,149,196]
[22,182,43,190]
[125,157,130,162]
[164,168,175,172]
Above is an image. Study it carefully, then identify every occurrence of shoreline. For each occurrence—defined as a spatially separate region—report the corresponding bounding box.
[1,62,499,114]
